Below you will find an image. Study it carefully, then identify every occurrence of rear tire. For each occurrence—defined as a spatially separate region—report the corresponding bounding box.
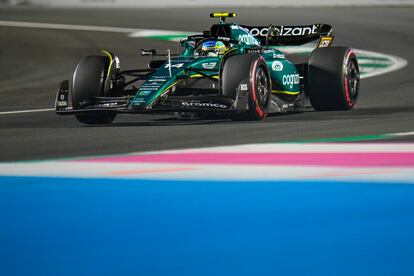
[222,53,271,120]
[72,55,116,124]
[308,47,360,111]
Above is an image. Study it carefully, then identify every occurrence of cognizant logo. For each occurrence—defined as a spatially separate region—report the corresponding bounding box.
[282,74,300,89]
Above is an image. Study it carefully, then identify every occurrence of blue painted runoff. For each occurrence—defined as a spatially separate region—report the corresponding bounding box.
[0,176,414,276]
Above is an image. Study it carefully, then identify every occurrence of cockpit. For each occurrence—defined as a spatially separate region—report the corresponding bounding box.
[194,39,232,57]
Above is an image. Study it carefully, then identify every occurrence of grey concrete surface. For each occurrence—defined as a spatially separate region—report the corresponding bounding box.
[0,7,413,161]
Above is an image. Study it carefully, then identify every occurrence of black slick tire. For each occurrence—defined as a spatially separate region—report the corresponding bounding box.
[222,53,271,120]
[308,47,360,111]
[72,55,116,124]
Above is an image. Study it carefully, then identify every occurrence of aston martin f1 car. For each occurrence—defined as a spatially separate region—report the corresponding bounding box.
[55,12,360,124]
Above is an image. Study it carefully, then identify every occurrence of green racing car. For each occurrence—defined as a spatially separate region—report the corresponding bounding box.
[55,12,360,124]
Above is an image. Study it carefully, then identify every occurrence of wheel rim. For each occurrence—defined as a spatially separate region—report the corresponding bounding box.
[347,59,360,100]
[254,66,270,107]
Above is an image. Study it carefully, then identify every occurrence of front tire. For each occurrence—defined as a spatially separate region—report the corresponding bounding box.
[222,53,271,120]
[308,47,360,111]
[72,55,116,124]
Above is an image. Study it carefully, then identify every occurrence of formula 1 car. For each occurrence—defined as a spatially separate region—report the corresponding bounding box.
[55,12,360,124]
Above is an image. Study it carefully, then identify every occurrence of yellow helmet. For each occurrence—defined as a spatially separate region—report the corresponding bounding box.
[200,40,227,56]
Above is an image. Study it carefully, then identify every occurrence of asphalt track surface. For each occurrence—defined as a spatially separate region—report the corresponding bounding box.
[0,6,414,161]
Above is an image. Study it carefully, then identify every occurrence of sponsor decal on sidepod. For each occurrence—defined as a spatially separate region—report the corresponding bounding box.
[282,74,300,89]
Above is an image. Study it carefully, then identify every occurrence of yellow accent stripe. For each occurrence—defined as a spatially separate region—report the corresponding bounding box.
[102,50,113,79]
[211,12,236,17]
[190,74,219,79]
[272,90,300,95]
[162,81,179,93]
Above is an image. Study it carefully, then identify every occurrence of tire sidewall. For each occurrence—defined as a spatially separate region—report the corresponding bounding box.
[342,49,359,109]
[249,56,271,119]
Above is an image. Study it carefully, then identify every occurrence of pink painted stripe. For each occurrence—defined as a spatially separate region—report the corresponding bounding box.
[80,153,414,167]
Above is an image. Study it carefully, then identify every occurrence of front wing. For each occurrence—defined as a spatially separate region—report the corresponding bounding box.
[55,80,252,115]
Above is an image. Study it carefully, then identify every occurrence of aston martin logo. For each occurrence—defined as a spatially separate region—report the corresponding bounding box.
[201,62,217,69]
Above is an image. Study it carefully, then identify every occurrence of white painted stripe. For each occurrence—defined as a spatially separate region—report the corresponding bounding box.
[358,60,391,65]
[0,108,54,115]
[129,142,414,155]
[391,131,414,137]
[0,20,191,37]
[128,30,195,38]
[0,20,194,42]
[0,142,412,182]
[356,49,408,79]
[0,20,138,33]
[0,156,413,183]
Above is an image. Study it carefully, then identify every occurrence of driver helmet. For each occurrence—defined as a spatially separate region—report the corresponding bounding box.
[200,40,227,57]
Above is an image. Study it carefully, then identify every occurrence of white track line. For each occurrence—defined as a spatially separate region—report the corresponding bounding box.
[356,49,408,79]
[0,20,191,37]
[127,141,414,155]
[0,108,54,115]
[392,131,414,136]
[0,20,139,33]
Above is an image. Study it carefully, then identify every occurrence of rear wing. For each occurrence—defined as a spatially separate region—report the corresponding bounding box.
[240,24,334,47]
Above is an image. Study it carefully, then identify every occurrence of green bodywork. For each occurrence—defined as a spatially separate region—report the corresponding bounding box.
[130,23,300,110]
